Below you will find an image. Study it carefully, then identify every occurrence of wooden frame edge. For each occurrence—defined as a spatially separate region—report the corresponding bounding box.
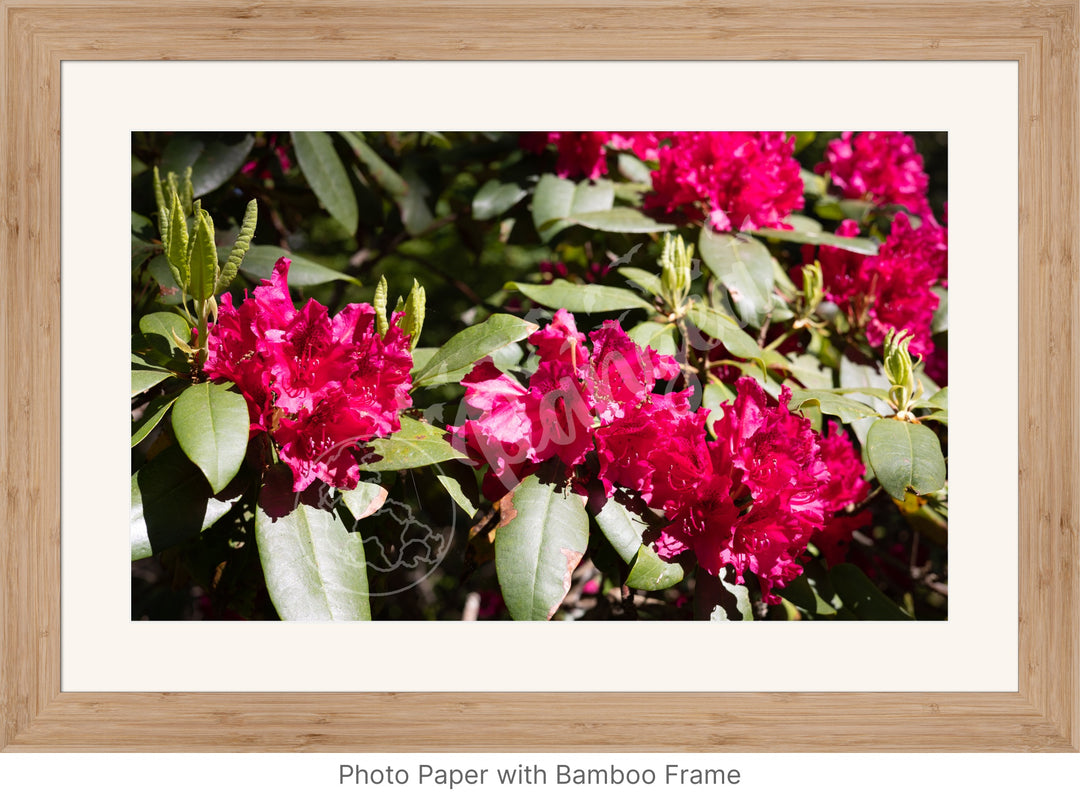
[1,0,1076,752]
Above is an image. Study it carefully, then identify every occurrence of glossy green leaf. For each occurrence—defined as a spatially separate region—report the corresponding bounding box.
[132,369,172,397]
[472,179,528,220]
[361,416,466,472]
[687,302,763,361]
[239,245,360,287]
[412,314,538,387]
[339,482,389,522]
[187,209,218,303]
[292,131,359,234]
[618,267,664,297]
[568,208,676,234]
[787,389,881,423]
[161,133,255,197]
[531,175,614,241]
[866,418,947,500]
[626,321,677,357]
[710,568,754,621]
[495,476,589,620]
[436,473,479,519]
[617,153,654,184]
[255,502,370,621]
[131,446,237,561]
[830,563,913,620]
[593,498,683,591]
[919,387,949,425]
[698,228,776,328]
[131,392,179,447]
[781,572,837,617]
[171,383,250,494]
[139,312,191,359]
[753,225,879,255]
[340,131,409,200]
[506,279,652,314]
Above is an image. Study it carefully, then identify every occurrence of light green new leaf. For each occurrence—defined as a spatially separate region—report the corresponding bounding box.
[506,279,652,314]
[618,267,664,298]
[626,321,678,357]
[361,416,466,472]
[171,383,250,494]
[187,209,218,304]
[255,502,370,621]
[412,314,538,387]
[292,131,359,234]
[165,195,189,289]
[217,198,258,293]
[866,418,947,500]
[495,476,589,620]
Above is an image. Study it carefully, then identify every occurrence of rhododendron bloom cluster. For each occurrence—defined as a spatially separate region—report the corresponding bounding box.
[450,310,680,500]
[454,310,869,601]
[644,131,804,232]
[812,423,872,566]
[204,257,413,492]
[817,131,932,218]
[520,131,663,179]
[809,213,947,360]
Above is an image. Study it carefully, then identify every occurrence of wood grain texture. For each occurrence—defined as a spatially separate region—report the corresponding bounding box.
[1,0,1076,752]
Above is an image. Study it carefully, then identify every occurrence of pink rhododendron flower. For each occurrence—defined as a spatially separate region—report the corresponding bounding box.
[806,213,947,360]
[644,131,804,232]
[450,309,678,500]
[817,131,932,218]
[205,257,413,492]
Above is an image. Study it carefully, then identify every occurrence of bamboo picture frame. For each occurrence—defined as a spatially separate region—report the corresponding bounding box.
[1,0,1077,752]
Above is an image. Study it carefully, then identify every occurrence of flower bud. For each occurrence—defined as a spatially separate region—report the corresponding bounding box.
[660,233,693,305]
[401,279,426,350]
[801,261,824,314]
[884,328,916,412]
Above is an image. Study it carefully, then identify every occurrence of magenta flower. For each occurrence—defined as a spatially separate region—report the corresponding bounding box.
[450,309,679,500]
[204,257,413,492]
[644,131,804,232]
[810,423,872,566]
[817,131,932,218]
[808,213,947,361]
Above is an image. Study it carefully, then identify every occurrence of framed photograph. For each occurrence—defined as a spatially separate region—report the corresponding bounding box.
[2,1,1076,751]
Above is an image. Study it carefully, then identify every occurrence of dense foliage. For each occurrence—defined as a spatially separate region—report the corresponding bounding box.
[131,131,948,621]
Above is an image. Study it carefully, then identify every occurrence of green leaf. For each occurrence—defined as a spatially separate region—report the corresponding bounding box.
[785,214,823,234]
[339,482,389,521]
[754,225,879,255]
[531,175,614,241]
[687,302,762,361]
[920,387,949,425]
[171,383,250,495]
[781,573,837,617]
[131,446,237,561]
[568,208,676,234]
[165,197,189,289]
[830,563,914,620]
[412,314,538,388]
[626,321,677,357]
[139,312,191,359]
[932,286,948,333]
[131,392,179,447]
[132,369,172,397]
[255,502,370,621]
[291,131,359,234]
[711,568,754,621]
[495,476,589,620]
[161,133,255,197]
[217,198,257,293]
[866,418,947,500]
[592,498,683,591]
[617,152,654,184]
[361,416,466,472]
[436,473,479,519]
[698,228,776,328]
[617,267,664,298]
[787,388,881,423]
[472,179,528,220]
[239,245,361,287]
[340,131,409,200]
[187,209,218,303]
[506,279,652,314]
